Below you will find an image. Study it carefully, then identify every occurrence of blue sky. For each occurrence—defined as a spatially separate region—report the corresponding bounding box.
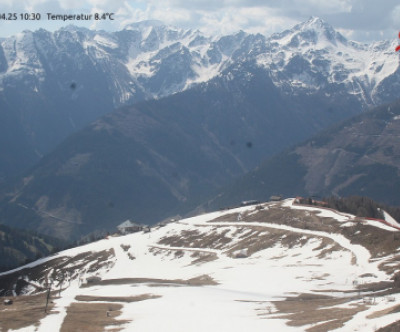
[0,0,399,42]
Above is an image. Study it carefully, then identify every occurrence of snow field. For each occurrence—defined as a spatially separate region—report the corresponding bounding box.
[6,200,400,331]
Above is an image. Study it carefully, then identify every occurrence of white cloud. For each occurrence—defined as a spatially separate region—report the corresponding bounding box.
[391,5,400,25]
[59,0,87,10]
[113,3,147,29]
[191,6,297,37]
[0,0,398,41]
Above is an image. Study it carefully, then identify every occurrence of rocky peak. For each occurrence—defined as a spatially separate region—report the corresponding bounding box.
[271,16,347,48]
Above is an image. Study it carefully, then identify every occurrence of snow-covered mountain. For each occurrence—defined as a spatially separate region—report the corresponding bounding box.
[0,20,251,105]
[1,17,398,108]
[0,20,255,180]
[1,17,399,181]
[2,199,400,331]
[258,17,400,106]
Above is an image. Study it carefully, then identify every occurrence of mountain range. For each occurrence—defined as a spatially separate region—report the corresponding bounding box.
[0,63,362,239]
[1,17,399,182]
[1,17,400,240]
[3,17,400,331]
[0,20,262,181]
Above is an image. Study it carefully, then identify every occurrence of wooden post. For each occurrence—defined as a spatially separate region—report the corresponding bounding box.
[45,279,54,313]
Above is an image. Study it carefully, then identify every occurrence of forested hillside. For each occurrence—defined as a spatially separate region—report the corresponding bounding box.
[0,224,64,272]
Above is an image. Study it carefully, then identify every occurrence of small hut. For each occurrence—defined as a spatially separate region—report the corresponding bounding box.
[270,195,283,201]
[117,220,143,234]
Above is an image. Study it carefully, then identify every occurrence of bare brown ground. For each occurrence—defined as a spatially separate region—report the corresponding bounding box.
[190,251,218,265]
[262,293,366,332]
[379,255,400,275]
[356,280,394,294]
[367,304,400,319]
[158,229,233,250]
[211,203,400,263]
[187,274,219,286]
[377,320,400,332]
[0,249,115,297]
[157,223,346,261]
[82,275,218,287]
[149,245,218,265]
[225,229,318,258]
[0,293,56,332]
[75,294,161,303]
[59,302,127,332]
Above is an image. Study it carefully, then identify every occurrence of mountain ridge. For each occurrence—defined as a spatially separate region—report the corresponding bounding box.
[0,58,367,240]
[205,98,400,211]
[1,17,400,181]
[2,17,400,240]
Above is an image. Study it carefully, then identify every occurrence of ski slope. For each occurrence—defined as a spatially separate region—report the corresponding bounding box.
[2,199,400,332]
